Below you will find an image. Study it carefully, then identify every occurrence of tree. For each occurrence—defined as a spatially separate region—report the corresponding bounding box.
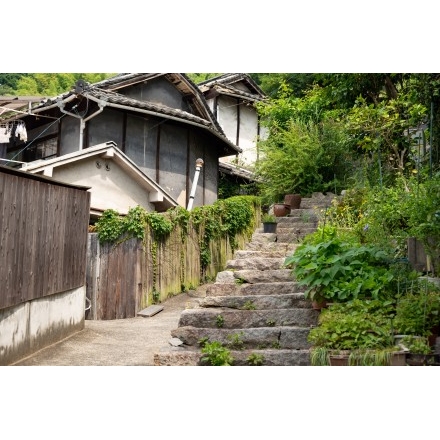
[0,73,29,95]
[255,73,440,199]
[4,73,113,96]
[254,116,353,201]
[186,73,222,84]
[250,73,316,98]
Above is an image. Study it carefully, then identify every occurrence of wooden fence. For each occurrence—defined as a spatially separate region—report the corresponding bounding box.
[0,166,91,311]
[86,206,260,320]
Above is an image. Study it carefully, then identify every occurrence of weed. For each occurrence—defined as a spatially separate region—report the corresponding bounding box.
[271,340,281,349]
[151,288,160,304]
[216,314,225,328]
[242,300,256,310]
[198,337,210,348]
[247,353,265,366]
[201,341,233,366]
[227,332,245,350]
[300,211,312,223]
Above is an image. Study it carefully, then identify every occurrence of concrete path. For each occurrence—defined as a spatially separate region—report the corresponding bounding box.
[12,290,204,366]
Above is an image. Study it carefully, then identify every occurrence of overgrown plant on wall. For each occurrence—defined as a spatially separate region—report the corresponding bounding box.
[190,196,260,273]
[94,196,261,304]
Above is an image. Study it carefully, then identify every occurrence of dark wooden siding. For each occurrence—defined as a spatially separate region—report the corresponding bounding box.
[0,167,90,310]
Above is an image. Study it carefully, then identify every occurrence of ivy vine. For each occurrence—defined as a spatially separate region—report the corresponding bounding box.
[93,196,261,301]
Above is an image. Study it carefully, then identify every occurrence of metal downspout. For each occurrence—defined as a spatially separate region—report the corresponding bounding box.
[57,99,106,150]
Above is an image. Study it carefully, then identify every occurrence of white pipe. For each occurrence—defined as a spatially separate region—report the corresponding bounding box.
[57,100,105,150]
[187,158,204,211]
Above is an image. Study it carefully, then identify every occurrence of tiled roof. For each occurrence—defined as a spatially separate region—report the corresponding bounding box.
[87,88,212,127]
[219,161,259,182]
[207,83,266,103]
[198,73,266,99]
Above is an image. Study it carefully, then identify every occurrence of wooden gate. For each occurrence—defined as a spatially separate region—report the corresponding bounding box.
[86,234,143,320]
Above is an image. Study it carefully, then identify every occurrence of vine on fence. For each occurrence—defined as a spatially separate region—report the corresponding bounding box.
[93,196,261,302]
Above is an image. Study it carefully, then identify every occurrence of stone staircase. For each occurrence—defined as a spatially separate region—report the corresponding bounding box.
[154,193,336,366]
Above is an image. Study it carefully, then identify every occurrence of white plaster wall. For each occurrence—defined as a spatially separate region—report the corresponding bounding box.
[0,303,29,364]
[237,104,259,166]
[29,287,85,350]
[0,286,85,365]
[50,157,155,214]
[217,95,238,146]
[216,95,265,167]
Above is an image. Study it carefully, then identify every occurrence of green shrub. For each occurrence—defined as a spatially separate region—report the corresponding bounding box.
[393,283,440,336]
[95,209,125,243]
[308,299,395,350]
[401,336,432,354]
[285,237,395,302]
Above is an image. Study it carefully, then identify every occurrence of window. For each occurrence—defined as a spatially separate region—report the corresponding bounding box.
[23,136,58,162]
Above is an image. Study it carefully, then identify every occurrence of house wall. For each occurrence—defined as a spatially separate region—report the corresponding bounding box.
[124,77,190,112]
[59,107,220,209]
[0,286,85,365]
[47,156,155,214]
[26,77,227,211]
[60,116,81,155]
[238,103,259,165]
[124,114,158,181]
[217,95,238,146]
[87,109,124,148]
[159,123,188,206]
[211,95,263,167]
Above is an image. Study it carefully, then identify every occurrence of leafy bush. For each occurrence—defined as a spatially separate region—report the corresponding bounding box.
[262,213,277,223]
[94,209,125,243]
[285,237,395,302]
[393,282,440,336]
[404,173,440,275]
[401,336,432,354]
[308,300,395,350]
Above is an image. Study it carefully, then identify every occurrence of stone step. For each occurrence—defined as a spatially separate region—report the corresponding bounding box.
[300,195,336,209]
[234,269,294,283]
[206,281,306,297]
[154,348,311,366]
[254,225,318,236]
[245,241,298,254]
[233,250,287,259]
[279,214,320,224]
[171,326,312,349]
[277,221,319,230]
[200,293,311,310]
[277,230,317,243]
[215,268,294,284]
[276,223,318,233]
[250,232,277,243]
[177,307,318,328]
[225,257,286,271]
[153,201,329,366]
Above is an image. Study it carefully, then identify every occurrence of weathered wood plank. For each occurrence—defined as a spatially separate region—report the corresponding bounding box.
[0,169,90,311]
[137,305,164,317]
